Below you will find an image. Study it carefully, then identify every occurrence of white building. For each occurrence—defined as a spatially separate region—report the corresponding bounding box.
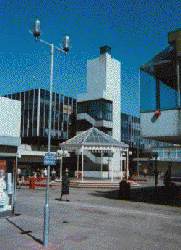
[0,97,21,147]
[77,46,126,178]
[0,97,21,214]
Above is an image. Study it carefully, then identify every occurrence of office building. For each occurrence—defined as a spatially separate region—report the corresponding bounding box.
[5,89,77,148]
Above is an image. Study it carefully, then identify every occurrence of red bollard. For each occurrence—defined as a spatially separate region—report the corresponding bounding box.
[29,177,36,189]
[32,177,35,189]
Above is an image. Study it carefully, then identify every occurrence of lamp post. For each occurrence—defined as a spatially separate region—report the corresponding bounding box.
[152,152,159,191]
[12,151,21,214]
[31,19,70,247]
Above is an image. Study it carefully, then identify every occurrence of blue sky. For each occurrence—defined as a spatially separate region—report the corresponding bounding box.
[0,0,180,116]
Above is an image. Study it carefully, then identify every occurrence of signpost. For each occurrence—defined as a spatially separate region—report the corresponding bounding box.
[44,153,56,166]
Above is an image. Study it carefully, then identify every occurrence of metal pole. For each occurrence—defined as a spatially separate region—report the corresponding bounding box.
[60,156,63,180]
[101,151,103,179]
[126,150,129,181]
[81,146,84,182]
[111,152,114,182]
[176,60,180,107]
[12,155,17,214]
[43,43,54,247]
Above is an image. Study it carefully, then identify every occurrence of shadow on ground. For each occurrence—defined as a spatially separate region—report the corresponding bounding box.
[6,218,43,245]
[90,186,181,207]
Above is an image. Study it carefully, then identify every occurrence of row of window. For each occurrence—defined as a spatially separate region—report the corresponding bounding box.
[77,99,113,121]
[5,89,76,140]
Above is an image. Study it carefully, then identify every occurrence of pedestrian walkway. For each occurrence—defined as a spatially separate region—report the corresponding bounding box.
[1,188,181,250]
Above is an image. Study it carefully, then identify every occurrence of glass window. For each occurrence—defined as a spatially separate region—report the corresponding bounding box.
[140,71,156,112]
[160,81,177,110]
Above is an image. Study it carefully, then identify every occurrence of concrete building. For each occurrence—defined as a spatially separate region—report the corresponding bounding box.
[5,89,77,148]
[140,29,181,144]
[77,46,125,178]
[0,97,21,214]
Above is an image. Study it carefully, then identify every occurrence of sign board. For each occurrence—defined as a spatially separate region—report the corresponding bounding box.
[44,153,56,166]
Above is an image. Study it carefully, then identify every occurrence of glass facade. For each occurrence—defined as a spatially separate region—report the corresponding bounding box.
[121,113,140,148]
[121,112,171,150]
[4,89,77,143]
[140,71,178,112]
[77,99,113,121]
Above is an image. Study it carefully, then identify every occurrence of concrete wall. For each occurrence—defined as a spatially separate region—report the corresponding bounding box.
[0,97,21,146]
[140,109,181,142]
[78,51,122,177]
[78,53,121,141]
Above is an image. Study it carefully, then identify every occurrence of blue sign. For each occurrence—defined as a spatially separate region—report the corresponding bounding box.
[44,153,56,166]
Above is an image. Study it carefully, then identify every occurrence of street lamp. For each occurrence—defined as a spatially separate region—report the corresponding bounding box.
[12,151,21,214]
[152,152,159,191]
[31,19,70,247]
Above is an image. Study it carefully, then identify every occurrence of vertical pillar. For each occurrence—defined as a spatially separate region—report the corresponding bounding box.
[81,146,84,182]
[120,150,123,180]
[156,78,160,110]
[101,151,103,179]
[76,154,79,179]
[111,151,114,183]
[126,149,129,181]
[176,60,180,107]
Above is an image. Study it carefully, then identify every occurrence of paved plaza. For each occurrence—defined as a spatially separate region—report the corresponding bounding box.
[1,186,181,250]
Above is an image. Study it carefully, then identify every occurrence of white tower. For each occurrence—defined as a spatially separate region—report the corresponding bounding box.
[78,46,123,178]
[79,46,121,141]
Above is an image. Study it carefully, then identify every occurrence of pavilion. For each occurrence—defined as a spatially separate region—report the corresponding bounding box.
[60,127,129,182]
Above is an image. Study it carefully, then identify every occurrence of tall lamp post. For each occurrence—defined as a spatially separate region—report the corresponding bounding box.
[31,19,70,247]
[152,152,159,191]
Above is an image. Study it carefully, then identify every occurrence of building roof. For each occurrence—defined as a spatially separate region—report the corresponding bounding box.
[0,136,21,147]
[61,127,128,148]
[140,45,177,89]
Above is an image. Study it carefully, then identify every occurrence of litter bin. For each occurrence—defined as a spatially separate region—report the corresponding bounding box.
[119,180,130,200]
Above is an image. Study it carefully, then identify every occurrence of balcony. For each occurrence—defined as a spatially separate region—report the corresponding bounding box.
[140,30,181,144]
[141,109,181,143]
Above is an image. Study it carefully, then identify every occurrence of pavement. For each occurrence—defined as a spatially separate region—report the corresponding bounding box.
[1,186,181,250]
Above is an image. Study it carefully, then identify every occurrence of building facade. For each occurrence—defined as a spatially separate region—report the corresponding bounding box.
[77,46,120,140]
[140,29,181,144]
[77,46,124,178]
[0,97,21,215]
[5,89,77,147]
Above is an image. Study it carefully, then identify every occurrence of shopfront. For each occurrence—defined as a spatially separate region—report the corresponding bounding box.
[0,96,21,216]
[0,156,16,215]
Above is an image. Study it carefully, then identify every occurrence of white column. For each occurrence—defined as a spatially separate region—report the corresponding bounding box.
[101,151,103,179]
[77,154,79,179]
[120,151,123,180]
[126,149,129,181]
[111,151,114,182]
[81,146,84,182]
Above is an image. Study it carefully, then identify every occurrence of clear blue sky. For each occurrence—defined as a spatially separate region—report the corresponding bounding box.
[0,0,180,116]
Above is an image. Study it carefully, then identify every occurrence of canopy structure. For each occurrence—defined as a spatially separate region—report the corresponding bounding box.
[60,127,129,182]
[140,45,177,89]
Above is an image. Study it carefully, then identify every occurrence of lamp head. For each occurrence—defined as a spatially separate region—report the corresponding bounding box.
[33,19,41,39]
[63,35,70,52]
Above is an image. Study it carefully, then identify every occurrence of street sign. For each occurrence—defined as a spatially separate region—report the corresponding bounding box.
[44,153,56,166]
